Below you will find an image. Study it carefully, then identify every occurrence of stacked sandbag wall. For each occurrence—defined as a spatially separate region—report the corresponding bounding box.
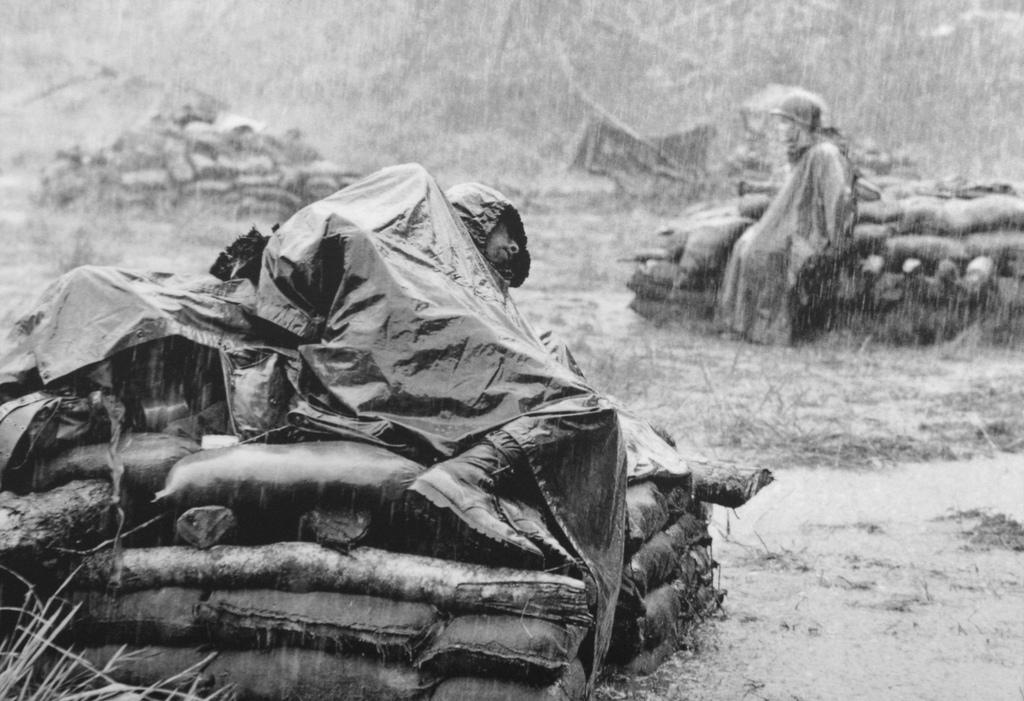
[2,397,645,701]
[604,478,719,674]
[40,115,360,222]
[1,430,598,700]
[627,177,1024,343]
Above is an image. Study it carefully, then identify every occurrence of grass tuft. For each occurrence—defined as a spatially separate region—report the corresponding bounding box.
[0,569,228,701]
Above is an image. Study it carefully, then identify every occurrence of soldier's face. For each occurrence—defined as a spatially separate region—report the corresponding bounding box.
[484,221,519,269]
[777,116,811,150]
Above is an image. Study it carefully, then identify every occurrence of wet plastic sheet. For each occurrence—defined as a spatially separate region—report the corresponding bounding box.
[0,268,260,388]
[257,163,599,457]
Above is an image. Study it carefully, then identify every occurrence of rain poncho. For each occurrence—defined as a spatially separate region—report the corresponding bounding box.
[717,138,856,343]
[256,163,630,677]
[446,182,530,288]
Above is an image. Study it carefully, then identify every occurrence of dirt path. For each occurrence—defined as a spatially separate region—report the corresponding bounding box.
[603,458,1024,701]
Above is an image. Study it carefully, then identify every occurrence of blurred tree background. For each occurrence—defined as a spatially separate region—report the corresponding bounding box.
[4,0,1024,188]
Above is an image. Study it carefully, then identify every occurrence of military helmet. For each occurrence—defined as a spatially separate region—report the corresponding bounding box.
[769,90,827,131]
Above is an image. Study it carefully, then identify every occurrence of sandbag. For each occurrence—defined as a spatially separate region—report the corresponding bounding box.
[884,235,968,272]
[963,256,996,293]
[196,589,440,661]
[430,658,586,701]
[852,223,892,256]
[737,193,771,220]
[0,392,107,483]
[621,632,678,676]
[69,587,205,645]
[640,583,683,650]
[856,198,902,224]
[626,261,676,301]
[417,615,586,684]
[188,154,236,180]
[625,512,710,601]
[186,177,235,196]
[894,196,949,235]
[236,173,283,188]
[80,645,435,701]
[119,169,170,191]
[154,440,425,512]
[949,195,1024,233]
[626,481,669,554]
[878,178,943,200]
[674,216,752,287]
[28,433,199,494]
[964,231,1024,275]
[628,531,677,599]
[897,194,1024,236]
[300,506,372,550]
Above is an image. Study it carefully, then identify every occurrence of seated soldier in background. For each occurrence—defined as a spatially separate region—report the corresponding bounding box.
[717,89,857,344]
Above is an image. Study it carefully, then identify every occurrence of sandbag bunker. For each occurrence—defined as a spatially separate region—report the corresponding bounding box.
[627,176,1024,343]
[40,101,360,221]
[0,163,771,700]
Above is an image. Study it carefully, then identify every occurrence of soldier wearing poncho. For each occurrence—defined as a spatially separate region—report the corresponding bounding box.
[717,90,857,344]
[446,182,531,289]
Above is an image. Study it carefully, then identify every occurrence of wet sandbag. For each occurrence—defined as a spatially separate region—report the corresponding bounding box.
[30,433,199,494]
[897,195,1024,236]
[675,216,752,287]
[628,535,679,601]
[894,196,949,235]
[737,193,771,220]
[417,615,587,684]
[640,583,682,650]
[70,587,205,645]
[965,231,1024,275]
[856,198,902,224]
[884,235,968,272]
[621,632,678,676]
[431,658,586,701]
[626,261,677,301]
[119,169,171,192]
[948,195,1024,233]
[852,223,892,256]
[80,645,435,701]
[626,481,669,554]
[627,514,710,599]
[78,543,592,625]
[197,589,440,661]
[300,506,372,550]
[154,440,425,512]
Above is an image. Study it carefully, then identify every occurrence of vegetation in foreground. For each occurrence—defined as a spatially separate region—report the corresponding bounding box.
[0,570,227,701]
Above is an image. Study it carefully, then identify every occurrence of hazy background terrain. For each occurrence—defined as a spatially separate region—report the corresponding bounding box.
[4,0,1024,189]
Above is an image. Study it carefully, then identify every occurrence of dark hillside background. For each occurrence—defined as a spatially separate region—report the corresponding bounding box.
[3,0,1024,190]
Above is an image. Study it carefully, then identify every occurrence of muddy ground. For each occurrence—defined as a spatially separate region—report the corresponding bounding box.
[0,176,1021,700]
